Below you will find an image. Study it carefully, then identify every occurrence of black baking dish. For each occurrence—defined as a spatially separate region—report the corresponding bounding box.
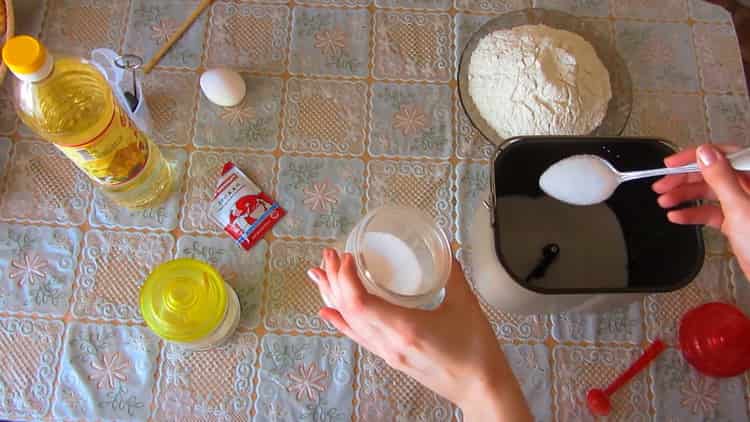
[486,136,705,295]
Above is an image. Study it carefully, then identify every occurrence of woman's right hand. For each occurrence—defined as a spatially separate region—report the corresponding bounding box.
[653,144,750,277]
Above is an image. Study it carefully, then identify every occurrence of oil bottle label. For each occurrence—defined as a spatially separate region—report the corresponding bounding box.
[56,103,150,186]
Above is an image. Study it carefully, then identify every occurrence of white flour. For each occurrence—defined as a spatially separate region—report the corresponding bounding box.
[362,232,425,296]
[468,25,612,138]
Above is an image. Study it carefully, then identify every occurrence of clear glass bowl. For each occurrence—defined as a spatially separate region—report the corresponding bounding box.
[345,206,452,309]
[457,8,633,144]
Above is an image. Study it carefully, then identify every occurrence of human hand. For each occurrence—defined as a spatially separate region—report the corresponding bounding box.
[307,249,532,422]
[653,144,750,277]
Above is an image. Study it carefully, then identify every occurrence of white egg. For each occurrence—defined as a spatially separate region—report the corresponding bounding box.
[199,68,246,107]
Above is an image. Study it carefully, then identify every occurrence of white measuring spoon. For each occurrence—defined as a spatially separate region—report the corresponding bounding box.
[540,147,750,206]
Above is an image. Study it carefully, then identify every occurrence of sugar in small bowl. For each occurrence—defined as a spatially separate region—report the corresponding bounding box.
[323,206,452,309]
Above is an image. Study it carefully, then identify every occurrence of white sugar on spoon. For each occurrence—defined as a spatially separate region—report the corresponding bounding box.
[540,148,750,206]
[539,155,618,206]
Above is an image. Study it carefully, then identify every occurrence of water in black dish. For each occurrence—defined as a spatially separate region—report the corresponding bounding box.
[492,137,705,294]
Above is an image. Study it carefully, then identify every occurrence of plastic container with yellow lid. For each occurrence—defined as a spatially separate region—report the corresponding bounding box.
[140,258,240,350]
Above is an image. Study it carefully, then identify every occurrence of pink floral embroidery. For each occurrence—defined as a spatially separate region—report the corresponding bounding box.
[220,105,256,127]
[150,19,178,43]
[287,363,328,402]
[314,29,346,58]
[89,352,129,390]
[303,182,339,213]
[680,375,719,415]
[9,252,48,286]
[393,104,427,137]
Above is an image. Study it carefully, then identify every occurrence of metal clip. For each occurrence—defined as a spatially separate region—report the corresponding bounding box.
[114,54,144,112]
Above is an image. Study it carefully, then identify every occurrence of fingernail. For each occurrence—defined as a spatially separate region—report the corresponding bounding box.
[697,145,718,167]
[307,269,319,284]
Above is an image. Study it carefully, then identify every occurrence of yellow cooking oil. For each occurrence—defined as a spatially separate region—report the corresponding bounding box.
[2,35,171,209]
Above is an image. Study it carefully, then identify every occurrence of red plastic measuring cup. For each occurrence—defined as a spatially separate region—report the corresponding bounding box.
[679,302,750,378]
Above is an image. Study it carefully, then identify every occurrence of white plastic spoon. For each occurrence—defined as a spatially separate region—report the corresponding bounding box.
[540,147,750,206]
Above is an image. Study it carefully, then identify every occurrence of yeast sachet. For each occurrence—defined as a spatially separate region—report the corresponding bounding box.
[210,162,285,250]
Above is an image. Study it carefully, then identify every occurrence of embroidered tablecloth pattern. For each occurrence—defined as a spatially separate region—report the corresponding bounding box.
[1,0,750,420]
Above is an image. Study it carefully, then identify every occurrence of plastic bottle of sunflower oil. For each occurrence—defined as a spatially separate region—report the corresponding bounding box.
[1,35,171,208]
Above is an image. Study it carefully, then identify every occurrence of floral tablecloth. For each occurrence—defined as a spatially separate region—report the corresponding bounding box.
[1,0,750,421]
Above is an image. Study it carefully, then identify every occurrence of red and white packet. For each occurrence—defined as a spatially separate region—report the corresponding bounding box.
[210,162,286,251]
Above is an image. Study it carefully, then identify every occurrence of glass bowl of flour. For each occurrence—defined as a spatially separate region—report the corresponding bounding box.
[458,8,632,144]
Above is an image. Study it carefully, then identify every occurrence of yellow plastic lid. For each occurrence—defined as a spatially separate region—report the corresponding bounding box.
[140,258,228,343]
[2,35,48,75]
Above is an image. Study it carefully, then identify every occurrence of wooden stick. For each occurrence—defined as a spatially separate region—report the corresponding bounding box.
[143,0,214,74]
